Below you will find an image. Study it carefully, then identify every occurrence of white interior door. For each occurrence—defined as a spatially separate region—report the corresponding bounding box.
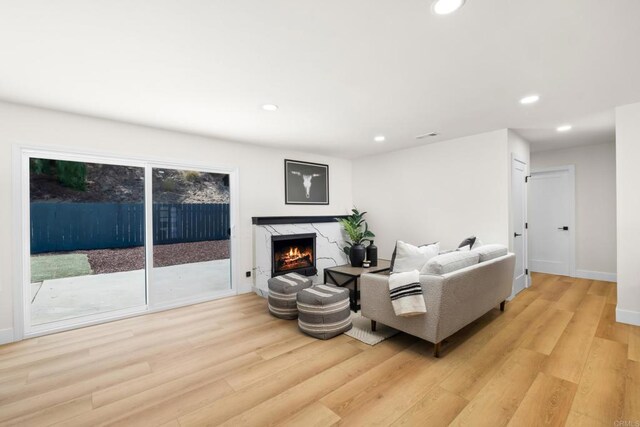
[528,167,575,276]
[511,157,527,295]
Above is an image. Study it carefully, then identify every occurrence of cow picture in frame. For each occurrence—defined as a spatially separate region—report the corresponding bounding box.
[284,159,329,205]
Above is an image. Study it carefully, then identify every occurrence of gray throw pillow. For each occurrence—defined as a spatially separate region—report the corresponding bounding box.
[457,236,477,249]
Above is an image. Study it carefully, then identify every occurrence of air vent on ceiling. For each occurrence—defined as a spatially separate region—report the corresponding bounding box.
[416,132,439,139]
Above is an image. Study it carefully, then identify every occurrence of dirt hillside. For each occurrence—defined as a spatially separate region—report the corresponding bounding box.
[30,164,230,204]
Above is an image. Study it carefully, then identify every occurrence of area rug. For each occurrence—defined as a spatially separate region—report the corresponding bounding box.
[344,312,399,345]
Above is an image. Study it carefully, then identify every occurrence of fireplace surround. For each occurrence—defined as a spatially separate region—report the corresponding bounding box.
[271,233,317,277]
[252,216,348,297]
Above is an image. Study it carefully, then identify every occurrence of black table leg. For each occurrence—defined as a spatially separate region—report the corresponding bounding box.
[353,279,359,312]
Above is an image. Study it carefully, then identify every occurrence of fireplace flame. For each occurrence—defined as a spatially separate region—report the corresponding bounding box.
[275,244,313,272]
[288,247,301,258]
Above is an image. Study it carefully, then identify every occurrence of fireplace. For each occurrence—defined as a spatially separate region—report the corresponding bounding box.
[271,233,317,277]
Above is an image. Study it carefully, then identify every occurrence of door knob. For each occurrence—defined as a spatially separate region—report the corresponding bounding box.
[514,232,522,237]
[557,226,569,231]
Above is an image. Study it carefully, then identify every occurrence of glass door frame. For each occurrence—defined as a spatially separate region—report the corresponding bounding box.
[145,161,236,311]
[16,146,238,339]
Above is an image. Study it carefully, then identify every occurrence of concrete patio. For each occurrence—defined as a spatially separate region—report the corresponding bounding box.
[31,259,231,325]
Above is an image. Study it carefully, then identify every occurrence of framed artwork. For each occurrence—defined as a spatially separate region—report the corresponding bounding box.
[284,159,329,205]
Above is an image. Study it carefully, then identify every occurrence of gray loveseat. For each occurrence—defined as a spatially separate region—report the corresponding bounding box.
[360,252,515,357]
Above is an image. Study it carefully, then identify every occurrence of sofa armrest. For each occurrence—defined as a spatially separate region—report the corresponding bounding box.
[361,272,445,343]
[429,253,515,340]
[360,273,393,317]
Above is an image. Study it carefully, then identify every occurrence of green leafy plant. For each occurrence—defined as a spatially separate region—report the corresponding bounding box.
[336,208,375,255]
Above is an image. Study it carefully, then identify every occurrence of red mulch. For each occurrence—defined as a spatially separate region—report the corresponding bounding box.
[79,240,229,274]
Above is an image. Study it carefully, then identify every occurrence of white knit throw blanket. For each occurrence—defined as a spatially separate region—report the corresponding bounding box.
[389,270,427,317]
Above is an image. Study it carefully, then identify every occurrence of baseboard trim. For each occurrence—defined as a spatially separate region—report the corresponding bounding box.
[574,269,617,282]
[252,286,267,298]
[0,328,15,345]
[616,307,640,327]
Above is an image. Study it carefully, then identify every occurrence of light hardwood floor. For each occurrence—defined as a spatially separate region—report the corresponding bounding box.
[0,273,638,426]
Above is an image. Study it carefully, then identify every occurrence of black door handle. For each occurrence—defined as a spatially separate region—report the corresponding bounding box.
[514,232,522,237]
[557,226,569,231]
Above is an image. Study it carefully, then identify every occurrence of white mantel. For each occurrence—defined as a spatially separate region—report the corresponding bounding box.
[252,218,348,296]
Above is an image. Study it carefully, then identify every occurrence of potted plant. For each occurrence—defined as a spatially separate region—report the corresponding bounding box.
[337,208,375,267]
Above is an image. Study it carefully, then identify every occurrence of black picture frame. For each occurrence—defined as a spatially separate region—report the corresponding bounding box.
[284,159,329,205]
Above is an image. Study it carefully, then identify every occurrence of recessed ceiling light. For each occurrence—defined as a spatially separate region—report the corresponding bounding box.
[432,0,466,15]
[557,124,572,132]
[519,95,540,105]
[374,135,386,142]
[261,104,279,111]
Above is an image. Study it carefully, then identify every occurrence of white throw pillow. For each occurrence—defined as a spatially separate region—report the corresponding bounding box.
[392,241,440,273]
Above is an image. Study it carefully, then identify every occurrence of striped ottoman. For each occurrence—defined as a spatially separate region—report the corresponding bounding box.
[267,273,313,319]
[297,284,352,340]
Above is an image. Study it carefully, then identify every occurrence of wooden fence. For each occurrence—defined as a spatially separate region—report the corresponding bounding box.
[30,202,230,254]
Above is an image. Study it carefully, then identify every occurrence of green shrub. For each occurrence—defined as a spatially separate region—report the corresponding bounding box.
[55,161,87,191]
[30,158,52,175]
[183,170,200,182]
[161,179,177,192]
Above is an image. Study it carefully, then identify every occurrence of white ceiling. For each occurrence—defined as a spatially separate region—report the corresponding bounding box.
[0,0,638,158]
[518,110,616,153]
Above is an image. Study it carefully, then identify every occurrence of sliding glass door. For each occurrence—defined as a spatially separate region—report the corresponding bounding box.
[150,167,231,306]
[22,150,234,335]
[28,157,147,327]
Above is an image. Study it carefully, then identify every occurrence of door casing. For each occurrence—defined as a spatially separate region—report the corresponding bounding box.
[528,165,576,278]
[511,155,528,296]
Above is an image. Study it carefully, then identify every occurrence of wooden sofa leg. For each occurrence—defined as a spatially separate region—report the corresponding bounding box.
[433,342,441,358]
[500,300,506,312]
[371,320,377,332]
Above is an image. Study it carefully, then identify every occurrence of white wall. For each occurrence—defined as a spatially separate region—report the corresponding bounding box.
[352,129,510,259]
[531,142,617,280]
[615,102,640,326]
[0,101,353,341]
[508,130,531,170]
